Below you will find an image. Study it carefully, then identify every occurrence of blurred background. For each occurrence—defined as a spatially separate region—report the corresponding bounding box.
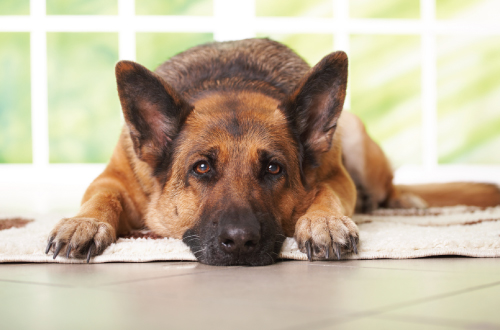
[0,0,499,213]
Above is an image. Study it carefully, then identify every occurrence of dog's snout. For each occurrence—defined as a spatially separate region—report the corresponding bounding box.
[219,224,260,254]
[186,204,284,265]
[217,205,261,256]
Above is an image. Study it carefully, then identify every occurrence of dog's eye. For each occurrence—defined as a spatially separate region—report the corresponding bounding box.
[267,163,281,175]
[194,161,211,175]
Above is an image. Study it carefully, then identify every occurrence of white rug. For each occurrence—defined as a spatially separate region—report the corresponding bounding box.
[1,206,500,263]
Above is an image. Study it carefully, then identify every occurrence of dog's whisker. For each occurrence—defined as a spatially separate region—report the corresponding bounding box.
[184,237,201,243]
[192,248,206,256]
[183,235,201,240]
[266,252,274,264]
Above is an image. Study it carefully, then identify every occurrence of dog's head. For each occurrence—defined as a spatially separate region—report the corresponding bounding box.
[115,51,348,266]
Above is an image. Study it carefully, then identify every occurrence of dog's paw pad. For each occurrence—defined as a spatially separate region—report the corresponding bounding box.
[46,217,116,262]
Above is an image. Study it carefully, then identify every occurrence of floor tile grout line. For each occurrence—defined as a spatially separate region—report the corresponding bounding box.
[374,313,482,329]
[0,265,239,289]
[96,267,242,287]
[307,262,461,273]
[369,279,500,315]
[0,278,74,288]
[278,280,500,330]
[89,280,349,316]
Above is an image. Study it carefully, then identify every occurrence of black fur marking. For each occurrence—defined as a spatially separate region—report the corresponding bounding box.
[183,147,221,188]
[184,200,285,266]
[115,61,194,182]
[225,114,243,138]
[280,51,348,175]
[257,149,287,187]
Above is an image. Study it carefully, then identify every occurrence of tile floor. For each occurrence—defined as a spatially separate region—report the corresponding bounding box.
[1,258,500,330]
[1,182,500,329]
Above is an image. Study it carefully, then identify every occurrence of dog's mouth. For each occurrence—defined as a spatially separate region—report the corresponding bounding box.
[182,220,285,266]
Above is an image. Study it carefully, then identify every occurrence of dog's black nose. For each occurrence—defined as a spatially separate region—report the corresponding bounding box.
[217,205,261,256]
[219,224,260,254]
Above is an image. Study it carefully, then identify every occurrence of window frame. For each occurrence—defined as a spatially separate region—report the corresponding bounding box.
[0,0,499,186]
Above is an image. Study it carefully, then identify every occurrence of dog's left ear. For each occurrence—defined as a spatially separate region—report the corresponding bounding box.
[281,51,348,165]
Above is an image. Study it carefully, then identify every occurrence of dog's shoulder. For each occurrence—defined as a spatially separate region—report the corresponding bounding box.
[154,38,311,101]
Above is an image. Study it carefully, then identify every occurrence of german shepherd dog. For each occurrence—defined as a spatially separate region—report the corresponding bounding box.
[45,39,500,266]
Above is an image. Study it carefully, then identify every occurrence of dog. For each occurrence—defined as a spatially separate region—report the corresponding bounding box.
[45,38,500,266]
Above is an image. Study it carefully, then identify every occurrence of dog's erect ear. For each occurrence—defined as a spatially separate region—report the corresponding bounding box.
[281,51,348,166]
[115,60,193,168]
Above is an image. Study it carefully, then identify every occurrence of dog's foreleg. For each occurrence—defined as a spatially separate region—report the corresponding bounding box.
[46,165,140,262]
[294,170,359,261]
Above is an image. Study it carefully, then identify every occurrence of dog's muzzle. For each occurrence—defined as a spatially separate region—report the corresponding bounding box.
[183,205,285,266]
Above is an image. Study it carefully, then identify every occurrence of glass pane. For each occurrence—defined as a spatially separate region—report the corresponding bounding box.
[0,33,32,163]
[0,0,29,15]
[436,0,500,21]
[437,36,500,164]
[256,0,332,17]
[350,35,422,168]
[48,33,120,163]
[256,34,333,67]
[136,33,213,70]
[350,0,420,19]
[47,0,117,15]
[136,0,212,16]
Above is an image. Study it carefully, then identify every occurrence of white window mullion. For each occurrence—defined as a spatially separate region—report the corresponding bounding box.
[118,0,136,61]
[213,0,255,42]
[420,0,438,170]
[0,2,499,191]
[334,0,350,110]
[30,0,49,168]
[333,0,349,52]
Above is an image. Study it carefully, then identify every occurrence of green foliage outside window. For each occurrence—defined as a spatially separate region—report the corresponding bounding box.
[0,33,32,163]
[46,0,118,15]
[256,34,333,67]
[0,0,29,15]
[136,0,212,16]
[47,33,121,163]
[136,33,214,71]
[256,0,332,17]
[0,0,499,166]
[437,36,500,164]
[350,0,420,19]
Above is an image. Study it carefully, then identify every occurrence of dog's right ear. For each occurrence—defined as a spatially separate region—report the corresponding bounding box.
[115,61,193,168]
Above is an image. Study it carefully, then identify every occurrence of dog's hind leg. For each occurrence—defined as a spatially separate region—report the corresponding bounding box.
[338,112,426,212]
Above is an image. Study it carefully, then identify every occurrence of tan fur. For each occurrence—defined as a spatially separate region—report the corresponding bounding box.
[396,182,500,208]
[143,92,305,239]
[46,38,500,264]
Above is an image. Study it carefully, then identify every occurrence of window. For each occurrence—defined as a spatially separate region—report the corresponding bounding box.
[1,0,499,189]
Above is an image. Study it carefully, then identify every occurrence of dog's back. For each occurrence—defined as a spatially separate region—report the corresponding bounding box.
[155,38,309,102]
[156,38,500,212]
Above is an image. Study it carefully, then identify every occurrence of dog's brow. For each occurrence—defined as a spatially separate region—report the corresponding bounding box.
[202,147,219,160]
[186,146,219,162]
[257,148,286,164]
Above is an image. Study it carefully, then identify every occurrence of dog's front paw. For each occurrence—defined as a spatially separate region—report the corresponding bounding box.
[295,211,359,261]
[46,217,116,262]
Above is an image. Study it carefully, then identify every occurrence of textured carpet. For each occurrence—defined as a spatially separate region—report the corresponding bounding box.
[1,206,500,263]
